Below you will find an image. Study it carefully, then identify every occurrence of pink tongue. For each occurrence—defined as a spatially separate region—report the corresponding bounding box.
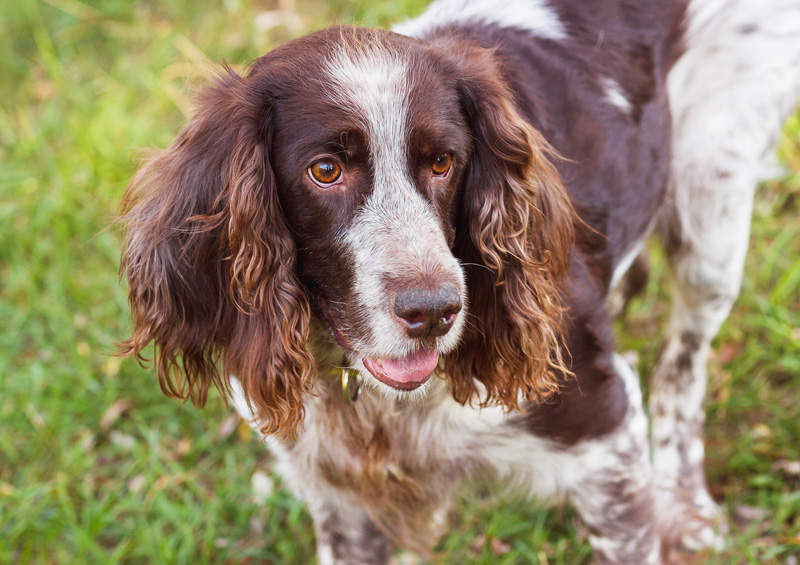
[362,349,439,390]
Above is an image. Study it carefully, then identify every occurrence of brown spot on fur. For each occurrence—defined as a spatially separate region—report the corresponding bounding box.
[680,331,701,350]
[313,381,457,556]
[675,350,693,372]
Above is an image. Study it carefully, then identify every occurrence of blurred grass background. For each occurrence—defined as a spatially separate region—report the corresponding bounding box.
[1,1,799,563]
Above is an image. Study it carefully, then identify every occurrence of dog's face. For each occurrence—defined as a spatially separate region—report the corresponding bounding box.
[120,27,576,436]
[268,32,472,392]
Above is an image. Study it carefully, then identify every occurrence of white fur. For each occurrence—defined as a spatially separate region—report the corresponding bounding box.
[323,41,467,375]
[230,375,644,506]
[658,0,800,479]
[648,0,800,550]
[668,0,800,251]
[393,0,567,41]
[610,237,645,291]
[231,358,659,562]
[316,543,334,565]
[565,355,659,564]
[601,76,632,115]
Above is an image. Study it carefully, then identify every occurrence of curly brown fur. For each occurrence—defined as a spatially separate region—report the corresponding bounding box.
[119,68,315,438]
[438,43,577,410]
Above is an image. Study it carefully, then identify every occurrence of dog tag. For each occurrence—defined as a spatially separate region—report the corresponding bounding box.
[341,368,360,402]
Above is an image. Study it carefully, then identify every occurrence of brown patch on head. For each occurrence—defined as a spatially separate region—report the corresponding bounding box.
[430,40,577,410]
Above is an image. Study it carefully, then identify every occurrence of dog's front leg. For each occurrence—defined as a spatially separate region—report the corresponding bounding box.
[522,352,661,564]
[307,499,392,565]
[566,354,661,564]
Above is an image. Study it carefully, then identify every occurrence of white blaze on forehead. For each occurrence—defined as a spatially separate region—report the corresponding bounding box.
[325,39,412,194]
[323,40,466,359]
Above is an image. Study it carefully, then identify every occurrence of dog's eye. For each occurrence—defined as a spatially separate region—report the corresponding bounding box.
[309,159,342,186]
[431,153,452,176]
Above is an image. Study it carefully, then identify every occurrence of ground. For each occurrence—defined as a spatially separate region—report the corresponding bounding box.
[1,1,799,563]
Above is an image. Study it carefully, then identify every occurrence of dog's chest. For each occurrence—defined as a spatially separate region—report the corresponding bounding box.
[279,381,564,508]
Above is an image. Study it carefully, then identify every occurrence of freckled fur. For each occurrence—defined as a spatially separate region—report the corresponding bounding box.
[119,0,800,562]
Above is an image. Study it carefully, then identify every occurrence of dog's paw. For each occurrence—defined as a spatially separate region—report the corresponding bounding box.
[678,495,726,552]
[661,487,727,562]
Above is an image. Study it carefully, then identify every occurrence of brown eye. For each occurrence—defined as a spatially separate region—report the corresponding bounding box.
[309,159,342,186]
[431,153,452,175]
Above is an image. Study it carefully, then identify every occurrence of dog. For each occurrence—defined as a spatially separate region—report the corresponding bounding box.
[119,0,800,562]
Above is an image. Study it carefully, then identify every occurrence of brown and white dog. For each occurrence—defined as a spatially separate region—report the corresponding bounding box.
[120,0,800,562]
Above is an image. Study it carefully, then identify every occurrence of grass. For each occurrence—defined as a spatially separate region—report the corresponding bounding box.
[1,1,798,563]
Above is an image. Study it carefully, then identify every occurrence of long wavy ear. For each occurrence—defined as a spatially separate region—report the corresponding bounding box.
[119,67,314,438]
[438,43,577,410]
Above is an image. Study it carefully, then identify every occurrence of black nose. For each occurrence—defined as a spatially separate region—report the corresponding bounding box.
[393,284,462,338]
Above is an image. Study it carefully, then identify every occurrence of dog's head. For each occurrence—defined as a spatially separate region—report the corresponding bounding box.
[120,27,575,437]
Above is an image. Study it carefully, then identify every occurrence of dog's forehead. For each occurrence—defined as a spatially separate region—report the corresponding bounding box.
[262,29,461,154]
[323,39,411,134]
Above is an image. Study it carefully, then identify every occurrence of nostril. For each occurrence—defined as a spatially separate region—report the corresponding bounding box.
[402,310,427,327]
[393,284,462,338]
[441,312,457,326]
[442,301,462,317]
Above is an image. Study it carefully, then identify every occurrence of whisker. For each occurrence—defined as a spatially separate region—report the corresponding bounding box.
[460,262,494,273]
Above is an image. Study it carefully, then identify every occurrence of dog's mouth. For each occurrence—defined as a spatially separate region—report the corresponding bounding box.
[362,349,439,390]
[315,297,439,391]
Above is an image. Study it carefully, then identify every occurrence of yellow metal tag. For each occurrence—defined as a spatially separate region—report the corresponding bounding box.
[341,368,360,402]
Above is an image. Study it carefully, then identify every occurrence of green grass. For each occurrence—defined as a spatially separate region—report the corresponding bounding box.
[1,1,798,563]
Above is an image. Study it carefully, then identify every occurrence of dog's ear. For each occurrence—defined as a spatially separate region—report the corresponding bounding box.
[119,67,314,438]
[438,43,576,410]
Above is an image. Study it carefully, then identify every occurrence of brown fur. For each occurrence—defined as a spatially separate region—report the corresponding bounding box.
[437,43,577,410]
[119,68,314,438]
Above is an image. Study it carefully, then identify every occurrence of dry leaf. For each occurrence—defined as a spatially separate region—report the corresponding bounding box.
[238,419,253,442]
[249,517,264,535]
[774,459,800,476]
[78,427,95,452]
[217,414,239,440]
[129,475,146,494]
[716,341,744,364]
[100,400,130,431]
[490,537,511,556]
[471,534,486,553]
[25,404,45,429]
[733,505,768,525]
[176,438,192,457]
[103,357,122,378]
[751,423,772,439]
[110,431,136,450]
